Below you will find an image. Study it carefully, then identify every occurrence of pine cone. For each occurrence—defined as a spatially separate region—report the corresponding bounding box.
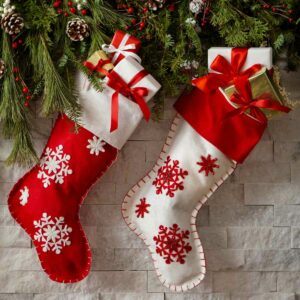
[0,59,5,79]
[66,18,90,42]
[1,11,24,35]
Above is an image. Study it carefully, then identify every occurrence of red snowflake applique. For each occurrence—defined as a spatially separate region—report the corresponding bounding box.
[153,156,188,198]
[153,224,192,264]
[197,154,219,176]
[135,198,150,218]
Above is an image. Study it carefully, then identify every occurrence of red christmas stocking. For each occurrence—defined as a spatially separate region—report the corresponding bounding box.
[121,48,290,291]
[8,55,160,283]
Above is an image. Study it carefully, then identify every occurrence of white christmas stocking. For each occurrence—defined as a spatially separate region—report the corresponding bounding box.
[121,47,289,291]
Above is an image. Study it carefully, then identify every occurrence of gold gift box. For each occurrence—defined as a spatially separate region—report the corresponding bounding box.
[222,67,285,119]
[86,50,114,77]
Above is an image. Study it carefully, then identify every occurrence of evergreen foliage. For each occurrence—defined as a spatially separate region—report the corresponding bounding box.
[0,0,298,165]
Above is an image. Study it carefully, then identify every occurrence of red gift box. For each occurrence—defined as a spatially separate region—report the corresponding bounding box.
[102,30,142,65]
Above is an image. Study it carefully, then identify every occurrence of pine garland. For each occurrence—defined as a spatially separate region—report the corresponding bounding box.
[0,0,298,166]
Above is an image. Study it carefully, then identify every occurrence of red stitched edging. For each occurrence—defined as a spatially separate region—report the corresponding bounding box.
[7,127,119,284]
[121,114,237,292]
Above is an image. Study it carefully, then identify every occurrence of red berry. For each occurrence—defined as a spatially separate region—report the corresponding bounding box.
[13,67,19,73]
[272,7,277,12]
[127,7,134,14]
[81,9,87,15]
[22,87,29,94]
[12,42,18,49]
[288,9,293,14]
[70,7,76,13]
[168,4,175,11]
[288,18,293,23]
[57,8,63,14]
[64,12,69,17]
[130,18,137,25]
[24,101,29,107]
[67,1,73,7]
[15,77,20,82]
[139,22,145,30]
[26,95,31,101]
[18,39,23,44]
[143,7,148,13]
[53,1,61,8]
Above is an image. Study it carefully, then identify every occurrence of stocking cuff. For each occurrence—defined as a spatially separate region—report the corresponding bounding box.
[75,56,161,149]
[174,88,266,163]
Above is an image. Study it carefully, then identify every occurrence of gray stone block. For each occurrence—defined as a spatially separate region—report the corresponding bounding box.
[227,227,290,249]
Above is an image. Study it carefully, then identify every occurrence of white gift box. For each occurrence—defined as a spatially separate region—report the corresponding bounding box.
[208,47,273,73]
[76,56,161,149]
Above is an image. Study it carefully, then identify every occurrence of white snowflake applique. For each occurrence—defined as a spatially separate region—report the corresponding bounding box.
[33,213,72,254]
[19,186,29,206]
[87,136,106,156]
[37,145,73,188]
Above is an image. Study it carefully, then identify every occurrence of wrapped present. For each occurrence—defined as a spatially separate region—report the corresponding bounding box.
[83,50,114,77]
[208,47,273,73]
[102,30,141,65]
[76,56,161,149]
[221,67,287,119]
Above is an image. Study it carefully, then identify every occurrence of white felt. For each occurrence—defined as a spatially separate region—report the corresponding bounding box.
[122,116,236,291]
[208,47,273,72]
[75,56,161,149]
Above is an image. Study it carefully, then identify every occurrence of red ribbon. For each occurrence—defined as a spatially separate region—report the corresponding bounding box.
[193,48,262,93]
[83,59,111,77]
[227,77,291,123]
[107,69,150,132]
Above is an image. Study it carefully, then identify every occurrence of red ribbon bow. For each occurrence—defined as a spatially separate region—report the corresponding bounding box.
[227,77,291,123]
[83,59,111,77]
[107,69,150,132]
[193,48,262,93]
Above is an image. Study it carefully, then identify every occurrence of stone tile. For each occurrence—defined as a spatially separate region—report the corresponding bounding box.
[91,248,152,271]
[213,271,276,292]
[113,249,153,270]
[205,250,245,271]
[130,119,173,141]
[116,183,134,202]
[147,270,213,293]
[245,250,300,271]
[30,118,53,140]
[234,162,290,183]
[80,205,123,226]
[268,118,300,141]
[165,294,230,300]
[99,293,164,300]
[0,139,13,161]
[207,183,244,206]
[209,206,273,227]
[0,295,33,300]
[227,227,290,249]
[230,293,295,300]
[0,205,14,226]
[291,227,300,248]
[274,142,300,162]
[0,164,28,183]
[197,227,227,249]
[145,141,165,162]
[83,226,98,249]
[0,271,147,293]
[0,248,40,271]
[120,141,146,162]
[277,272,300,292]
[280,70,300,102]
[196,206,209,226]
[244,141,273,163]
[274,205,300,226]
[244,184,300,205]
[34,293,98,300]
[291,161,300,183]
[96,226,145,249]
[0,182,14,204]
[0,226,31,248]
[84,183,117,205]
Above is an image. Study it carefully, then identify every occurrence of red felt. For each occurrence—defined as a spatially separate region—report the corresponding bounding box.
[8,114,118,283]
[174,88,266,163]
